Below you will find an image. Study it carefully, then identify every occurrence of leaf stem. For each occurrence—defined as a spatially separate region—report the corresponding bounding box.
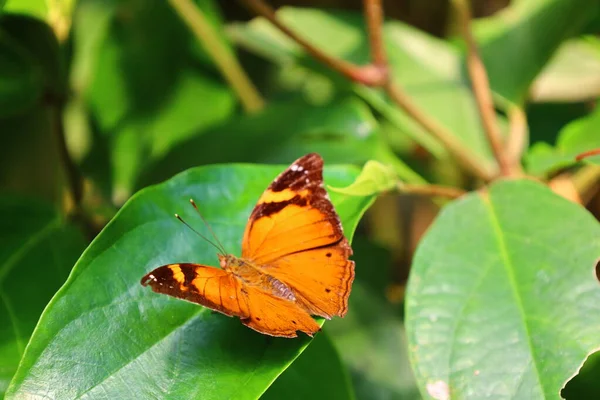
[169,0,265,113]
[452,0,512,177]
[240,0,494,181]
[575,148,600,162]
[363,0,387,72]
[396,182,466,199]
[506,105,527,172]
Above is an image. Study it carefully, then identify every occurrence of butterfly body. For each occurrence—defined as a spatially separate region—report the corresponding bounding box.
[141,154,354,338]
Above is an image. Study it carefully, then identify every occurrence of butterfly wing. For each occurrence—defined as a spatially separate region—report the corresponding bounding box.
[141,263,250,318]
[241,153,354,319]
[240,285,321,338]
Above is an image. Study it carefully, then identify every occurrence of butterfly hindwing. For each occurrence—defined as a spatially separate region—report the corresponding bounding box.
[240,284,321,338]
[141,263,250,318]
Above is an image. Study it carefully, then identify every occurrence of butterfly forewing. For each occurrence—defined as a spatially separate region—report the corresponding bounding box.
[141,263,250,318]
[241,153,354,318]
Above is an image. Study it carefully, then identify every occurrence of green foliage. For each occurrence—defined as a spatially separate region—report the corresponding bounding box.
[1,0,599,399]
[0,196,86,394]
[526,106,600,175]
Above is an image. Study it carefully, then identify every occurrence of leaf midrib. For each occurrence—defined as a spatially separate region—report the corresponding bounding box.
[483,195,544,398]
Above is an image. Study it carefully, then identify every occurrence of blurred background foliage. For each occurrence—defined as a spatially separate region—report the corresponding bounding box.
[1,0,600,398]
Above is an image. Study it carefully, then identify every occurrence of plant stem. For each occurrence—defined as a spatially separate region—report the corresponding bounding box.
[363,0,387,71]
[241,0,494,181]
[452,0,512,177]
[506,105,527,172]
[575,148,600,162]
[169,0,265,113]
[397,182,466,199]
[385,82,494,180]
[239,0,386,86]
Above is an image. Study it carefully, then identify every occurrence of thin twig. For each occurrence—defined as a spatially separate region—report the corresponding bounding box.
[363,0,387,71]
[505,105,527,172]
[397,182,466,199]
[170,0,265,113]
[385,82,494,180]
[239,0,386,86]
[575,148,600,162]
[452,0,512,177]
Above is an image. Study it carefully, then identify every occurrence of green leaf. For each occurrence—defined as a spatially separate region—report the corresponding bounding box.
[2,0,47,20]
[526,107,600,175]
[6,161,375,399]
[472,0,600,103]
[406,179,600,399]
[326,237,420,400]
[329,160,397,197]
[0,196,86,396]
[72,0,235,203]
[139,96,424,189]
[529,37,600,102]
[230,8,506,172]
[262,332,354,400]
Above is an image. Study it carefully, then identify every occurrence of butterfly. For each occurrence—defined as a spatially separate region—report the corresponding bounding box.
[141,153,354,338]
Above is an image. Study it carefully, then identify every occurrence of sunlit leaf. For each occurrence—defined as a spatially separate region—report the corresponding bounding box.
[406,179,600,399]
[329,160,397,197]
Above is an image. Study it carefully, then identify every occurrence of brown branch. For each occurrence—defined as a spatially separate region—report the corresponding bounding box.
[241,0,494,181]
[397,182,466,199]
[363,0,387,71]
[576,148,600,162]
[239,0,386,86]
[452,0,512,177]
[505,105,526,173]
[385,83,494,180]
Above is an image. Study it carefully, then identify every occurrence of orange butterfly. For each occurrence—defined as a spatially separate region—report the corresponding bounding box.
[141,153,354,338]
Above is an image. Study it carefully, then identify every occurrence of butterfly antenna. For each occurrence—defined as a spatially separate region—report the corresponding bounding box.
[175,213,224,254]
[189,199,228,255]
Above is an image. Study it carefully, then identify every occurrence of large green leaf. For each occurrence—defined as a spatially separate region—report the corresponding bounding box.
[526,106,600,176]
[6,161,375,399]
[262,332,354,400]
[230,8,506,173]
[472,0,599,103]
[70,0,235,203]
[139,96,424,189]
[0,196,86,396]
[406,180,600,399]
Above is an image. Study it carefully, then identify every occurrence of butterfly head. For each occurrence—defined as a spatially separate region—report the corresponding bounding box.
[218,253,243,271]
